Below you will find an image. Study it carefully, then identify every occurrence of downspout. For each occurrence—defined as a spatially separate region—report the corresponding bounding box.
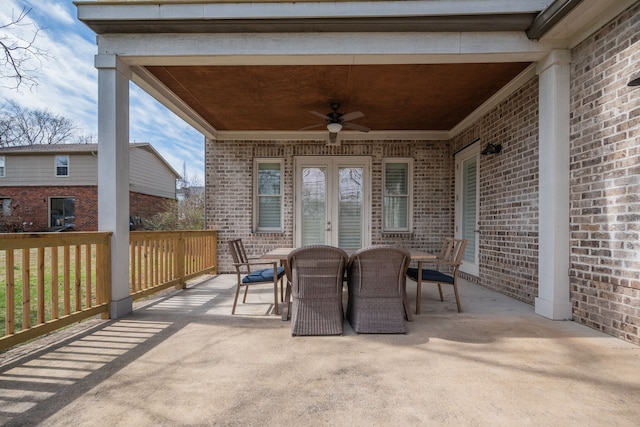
[526,0,584,40]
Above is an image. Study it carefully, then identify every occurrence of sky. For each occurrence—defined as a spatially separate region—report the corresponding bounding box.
[1,0,205,185]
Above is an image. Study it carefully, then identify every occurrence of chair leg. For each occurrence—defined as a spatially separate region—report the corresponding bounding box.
[437,284,444,301]
[232,283,242,314]
[281,281,292,321]
[273,280,279,315]
[242,285,249,303]
[415,281,422,315]
[453,281,462,313]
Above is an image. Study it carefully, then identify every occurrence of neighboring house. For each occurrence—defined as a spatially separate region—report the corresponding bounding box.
[0,143,180,231]
[77,1,640,345]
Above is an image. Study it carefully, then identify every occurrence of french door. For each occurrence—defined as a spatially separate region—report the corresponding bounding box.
[294,156,371,249]
[455,144,480,276]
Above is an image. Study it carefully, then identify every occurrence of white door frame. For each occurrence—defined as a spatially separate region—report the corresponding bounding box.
[294,156,371,248]
[455,143,480,276]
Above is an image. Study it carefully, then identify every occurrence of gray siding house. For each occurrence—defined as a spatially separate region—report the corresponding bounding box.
[0,143,179,231]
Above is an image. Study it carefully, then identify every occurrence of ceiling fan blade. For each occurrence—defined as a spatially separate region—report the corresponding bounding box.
[309,110,329,120]
[341,111,364,122]
[343,122,370,132]
[299,123,325,131]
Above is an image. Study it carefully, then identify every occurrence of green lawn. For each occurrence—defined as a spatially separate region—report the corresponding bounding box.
[0,246,99,337]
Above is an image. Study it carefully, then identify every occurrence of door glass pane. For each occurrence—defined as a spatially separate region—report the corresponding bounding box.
[462,156,477,262]
[301,167,326,246]
[338,167,363,249]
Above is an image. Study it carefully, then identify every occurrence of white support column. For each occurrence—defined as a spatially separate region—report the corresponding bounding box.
[535,49,573,320]
[96,54,132,318]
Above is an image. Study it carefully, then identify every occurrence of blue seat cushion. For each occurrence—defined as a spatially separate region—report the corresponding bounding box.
[406,268,454,284]
[242,266,285,284]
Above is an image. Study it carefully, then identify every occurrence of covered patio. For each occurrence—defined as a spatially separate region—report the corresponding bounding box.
[1,274,638,425]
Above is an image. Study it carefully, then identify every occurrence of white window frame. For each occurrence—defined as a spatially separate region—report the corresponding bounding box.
[55,155,69,177]
[0,156,5,177]
[382,157,413,233]
[253,158,284,233]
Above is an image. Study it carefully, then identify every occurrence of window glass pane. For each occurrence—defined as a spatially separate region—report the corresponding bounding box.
[385,163,408,195]
[0,157,5,177]
[462,156,477,262]
[338,167,362,249]
[56,156,69,176]
[384,161,409,230]
[256,161,281,230]
[384,196,408,229]
[50,197,75,227]
[258,163,281,195]
[301,167,326,245]
[258,196,281,228]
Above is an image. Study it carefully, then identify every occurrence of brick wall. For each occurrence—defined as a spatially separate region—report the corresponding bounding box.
[0,186,98,231]
[130,192,174,223]
[0,186,172,232]
[205,139,453,272]
[569,3,640,345]
[451,79,540,304]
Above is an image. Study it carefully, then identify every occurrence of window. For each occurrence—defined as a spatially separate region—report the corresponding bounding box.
[254,159,283,232]
[55,155,69,177]
[50,197,75,227]
[0,156,5,177]
[383,158,413,232]
[0,198,11,217]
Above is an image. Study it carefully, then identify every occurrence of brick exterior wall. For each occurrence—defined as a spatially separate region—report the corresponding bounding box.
[569,3,640,345]
[206,139,453,272]
[0,186,171,231]
[204,4,640,345]
[451,79,540,304]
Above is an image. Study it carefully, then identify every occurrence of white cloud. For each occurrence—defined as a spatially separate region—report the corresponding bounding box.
[1,0,205,183]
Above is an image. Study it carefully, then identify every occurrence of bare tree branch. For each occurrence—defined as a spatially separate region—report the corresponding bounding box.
[1,6,50,91]
[0,100,83,147]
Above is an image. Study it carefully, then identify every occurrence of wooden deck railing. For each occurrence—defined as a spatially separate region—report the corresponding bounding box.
[1,230,217,351]
[129,230,217,301]
[1,232,111,351]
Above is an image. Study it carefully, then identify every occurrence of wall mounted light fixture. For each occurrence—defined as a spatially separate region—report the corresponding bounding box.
[480,143,502,155]
[628,76,640,87]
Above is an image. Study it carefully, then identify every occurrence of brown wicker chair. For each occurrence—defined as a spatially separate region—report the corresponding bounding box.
[228,239,285,315]
[286,245,349,336]
[346,246,412,334]
[406,238,468,313]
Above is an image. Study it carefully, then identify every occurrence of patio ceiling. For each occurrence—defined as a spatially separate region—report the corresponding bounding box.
[144,62,532,132]
[77,0,631,135]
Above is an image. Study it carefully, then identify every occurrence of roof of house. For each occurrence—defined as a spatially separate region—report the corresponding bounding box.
[0,143,181,178]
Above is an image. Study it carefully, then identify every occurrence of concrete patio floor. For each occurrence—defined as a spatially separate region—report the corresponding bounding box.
[1,274,639,426]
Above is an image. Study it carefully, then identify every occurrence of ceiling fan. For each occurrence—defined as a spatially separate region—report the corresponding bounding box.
[300,102,370,144]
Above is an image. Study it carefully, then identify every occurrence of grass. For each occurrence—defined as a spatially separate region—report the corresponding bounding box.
[0,246,99,337]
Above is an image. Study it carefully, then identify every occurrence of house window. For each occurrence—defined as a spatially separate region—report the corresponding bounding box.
[0,156,5,177]
[254,159,283,232]
[383,158,413,232]
[0,198,11,217]
[50,197,75,227]
[55,155,69,177]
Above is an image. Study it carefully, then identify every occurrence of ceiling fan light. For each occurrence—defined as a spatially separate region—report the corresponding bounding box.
[327,122,342,133]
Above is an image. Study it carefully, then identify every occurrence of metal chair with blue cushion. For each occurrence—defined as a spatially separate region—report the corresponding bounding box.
[228,239,286,315]
[406,238,467,313]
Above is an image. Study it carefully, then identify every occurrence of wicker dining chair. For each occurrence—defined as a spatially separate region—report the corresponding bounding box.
[406,238,468,313]
[346,246,412,334]
[228,239,286,315]
[286,245,349,336]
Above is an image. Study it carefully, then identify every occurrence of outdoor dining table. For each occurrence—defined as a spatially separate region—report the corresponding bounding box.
[260,247,436,322]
